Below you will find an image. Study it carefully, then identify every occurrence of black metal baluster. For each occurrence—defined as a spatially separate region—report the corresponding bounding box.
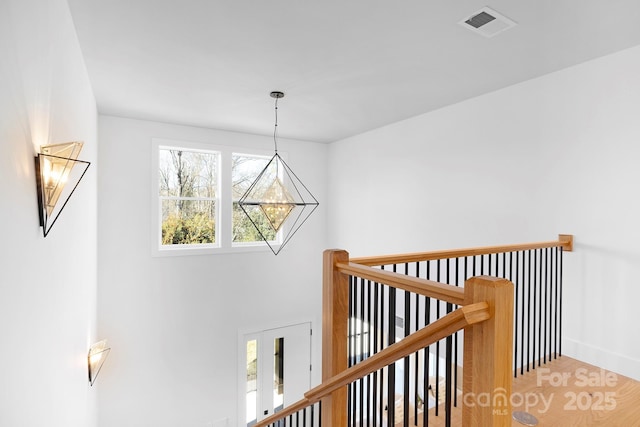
[454,257,461,407]
[547,247,552,364]
[379,276,386,426]
[367,279,373,426]
[543,248,548,364]
[549,247,554,363]
[414,262,420,426]
[422,296,431,426]
[357,277,362,426]
[538,249,543,367]
[302,404,306,427]
[365,280,373,427]
[403,265,410,427]
[423,261,431,427]
[359,277,365,427]
[549,247,555,361]
[559,247,563,357]
[532,249,538,369]
[444,258,452,427]
[348,276,354,424]
[472,255,476,276]
[350,277,357,427]
[553,247,558,360]
[388,265,397,427]
[435,260,441,417]
[372,280,379,427]
[349,276,354,367]
[527,250,532,372]
[519,251,525,375]
[349,279,362,425]
[503,252,507,279]
[511,251,518,378]
[445,333,453,427]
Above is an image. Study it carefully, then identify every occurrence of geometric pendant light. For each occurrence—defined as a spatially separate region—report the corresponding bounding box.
[238,91,319,255]
[34,141,91,237]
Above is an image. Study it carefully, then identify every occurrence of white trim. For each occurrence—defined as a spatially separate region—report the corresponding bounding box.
[563,337,640,381]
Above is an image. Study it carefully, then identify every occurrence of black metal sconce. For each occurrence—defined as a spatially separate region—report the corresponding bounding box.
[35,142,90,237]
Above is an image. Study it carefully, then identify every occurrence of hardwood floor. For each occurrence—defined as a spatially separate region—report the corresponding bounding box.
[508,356,640,426]
[398,356,640,426]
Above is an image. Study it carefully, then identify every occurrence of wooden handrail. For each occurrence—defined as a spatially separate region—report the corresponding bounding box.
[306,302,489,401]
[254,397,313,427]
[351,234,573,266]
[336,261,465,305]
[254,302,490,427]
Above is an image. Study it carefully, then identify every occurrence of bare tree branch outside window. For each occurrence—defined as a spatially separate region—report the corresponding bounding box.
[158,148,277,246]
[159,148,217,245]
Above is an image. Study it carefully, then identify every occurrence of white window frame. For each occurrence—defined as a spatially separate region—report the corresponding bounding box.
[151,138,284,256]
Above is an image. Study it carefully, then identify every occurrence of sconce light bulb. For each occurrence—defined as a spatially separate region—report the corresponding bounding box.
[89,352,103,365]
[42,158,70,188]
[42,158,53,187]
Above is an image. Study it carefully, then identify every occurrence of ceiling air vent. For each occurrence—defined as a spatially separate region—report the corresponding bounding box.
[459,7,517,38]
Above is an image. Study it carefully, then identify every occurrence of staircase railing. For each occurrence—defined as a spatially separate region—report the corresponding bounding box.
[350,234,573,380]
[255,235,572,427]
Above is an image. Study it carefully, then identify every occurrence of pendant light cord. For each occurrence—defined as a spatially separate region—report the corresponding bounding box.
[273,96,279,153]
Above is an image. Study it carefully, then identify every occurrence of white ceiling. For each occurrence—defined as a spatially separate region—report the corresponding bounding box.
[68,0,640,143]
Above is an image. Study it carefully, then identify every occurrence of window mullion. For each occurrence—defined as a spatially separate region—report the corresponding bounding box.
[219,150,232,249]
[159,196,217,201]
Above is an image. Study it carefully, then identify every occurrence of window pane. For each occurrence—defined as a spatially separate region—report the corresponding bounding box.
[233,202,276,243]
[349,317,370,363]
[232,155,270,199]
[232,154,277,243]
[159,148,218,198]
[273,337,284,413]
[246,340,258,426]
[158,147,218,248]
[161,199,215,245]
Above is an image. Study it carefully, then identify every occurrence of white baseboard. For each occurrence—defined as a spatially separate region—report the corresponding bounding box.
[563,338,640,381]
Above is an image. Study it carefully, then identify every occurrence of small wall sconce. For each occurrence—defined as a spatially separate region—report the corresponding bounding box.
[34,142,91,237]
[88,339,110,386]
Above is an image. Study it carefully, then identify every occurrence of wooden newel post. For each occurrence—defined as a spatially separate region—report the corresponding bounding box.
[463,276,514,426]
[322,250,350,427]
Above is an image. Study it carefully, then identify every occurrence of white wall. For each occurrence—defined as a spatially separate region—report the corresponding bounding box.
[0,0,98,426]
[328,45,640,380]
[97,116,327,427]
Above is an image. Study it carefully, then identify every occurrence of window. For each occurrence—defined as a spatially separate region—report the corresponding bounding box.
[159,147,219,246]
[231,154,276,244]
[349,317,370,363]
[152,139,282,255]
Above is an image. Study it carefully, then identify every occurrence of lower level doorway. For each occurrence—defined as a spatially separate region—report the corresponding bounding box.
[240,322,311,426]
